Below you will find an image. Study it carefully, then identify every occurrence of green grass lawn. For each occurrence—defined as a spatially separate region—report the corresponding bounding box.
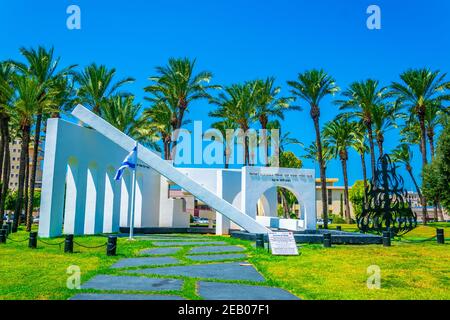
[0,224,449,300]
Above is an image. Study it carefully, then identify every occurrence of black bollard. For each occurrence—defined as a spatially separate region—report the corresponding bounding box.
[382,231,391,247]
[436,229,445,244]
[323,233,332,247]
[0,228,6,243]
[255,234,265,249]
[107,236,117,256]
[336,226,342,231]
[64,234,74,253]
[29,232,37,249]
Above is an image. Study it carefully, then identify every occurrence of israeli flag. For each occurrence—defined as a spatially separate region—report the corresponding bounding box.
[114,144,137,181]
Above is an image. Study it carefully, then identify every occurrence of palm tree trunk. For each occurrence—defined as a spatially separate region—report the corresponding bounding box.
[27,114,42,231]
[406,167,422,198]
[366,123,376,179]
[418,113,428,224]
[311,106,328,229]
[360,153,368,202]
[377,136,384,157]
[341,155,351,223]
[13,125,30,232]
[279,189,290,218]
[427,128,435,160]
[23,152,29,225]
[433,202,438,222]
[438,204,444,222]
[260,119,269,166]
[0,117,11,218]
[0,115,4,184]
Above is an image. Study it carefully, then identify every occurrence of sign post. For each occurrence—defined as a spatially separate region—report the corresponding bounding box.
[268,232,299,256]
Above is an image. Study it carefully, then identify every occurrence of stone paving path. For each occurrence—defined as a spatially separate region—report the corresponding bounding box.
[69,234,299,300]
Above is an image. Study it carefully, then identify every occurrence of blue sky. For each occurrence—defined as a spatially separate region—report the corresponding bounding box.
[1,0,450,189]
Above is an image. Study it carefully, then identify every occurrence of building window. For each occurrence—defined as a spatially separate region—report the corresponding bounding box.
[12,157,15,161]
[327,189,332,205]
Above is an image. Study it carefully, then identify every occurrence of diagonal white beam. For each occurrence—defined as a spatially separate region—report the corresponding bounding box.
[71,105,270,234]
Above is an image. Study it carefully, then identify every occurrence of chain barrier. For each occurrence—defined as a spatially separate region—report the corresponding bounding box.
[393,236,437,243]
[6,236,30,243]
[73,240,107,249]
[37,238,65,246]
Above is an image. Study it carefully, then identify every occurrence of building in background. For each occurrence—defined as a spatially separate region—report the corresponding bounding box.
[315,178,354,219]
[8,138,44,191]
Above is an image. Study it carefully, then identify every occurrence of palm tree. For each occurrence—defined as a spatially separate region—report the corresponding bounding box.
[14,46,76,231]
[352,122,370,194]
[209,82,257,165]
[253,77,296,165]
[336,79,388,178]
[371,102,403,156]
[75,63,134,115]
[323,118,356,223]
[287,69,339,228]
[0,62,15,218]
[10,74,42,232]
[145,58,219,159]
[101,95,160,150]
[391,68,450,223]
[391,144,423,207]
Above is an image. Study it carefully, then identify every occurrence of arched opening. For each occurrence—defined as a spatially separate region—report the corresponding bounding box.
[256,186,302,219]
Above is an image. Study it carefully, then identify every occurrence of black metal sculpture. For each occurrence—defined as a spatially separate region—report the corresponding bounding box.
[357,154,417,235]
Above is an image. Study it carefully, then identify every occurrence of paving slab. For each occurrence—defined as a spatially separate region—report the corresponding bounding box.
[189,245,246,254]
[198,281,300,300]
[127,262,265,282]
[111,257,179,268]
[81,275,183,291]
[153,241,227,246]
[139,247,182,255]
[187,253,247,262]
[70,293,185,300]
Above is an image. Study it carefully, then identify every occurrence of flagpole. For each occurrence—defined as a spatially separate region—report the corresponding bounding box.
[129,142,138,240]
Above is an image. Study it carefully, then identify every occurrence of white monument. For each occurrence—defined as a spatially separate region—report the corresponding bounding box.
[38,105,316,238]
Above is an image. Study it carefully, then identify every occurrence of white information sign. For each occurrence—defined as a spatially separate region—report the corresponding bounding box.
[268,232,299,255]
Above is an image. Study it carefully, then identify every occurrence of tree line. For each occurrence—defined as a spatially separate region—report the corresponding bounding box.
[0,46,448,232]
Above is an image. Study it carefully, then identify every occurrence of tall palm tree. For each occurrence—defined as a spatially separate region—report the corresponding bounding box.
[101,95,160,150]
[10,75,42,232]
[391,68,450,223]
[14,46,76,231]
[209,82,257,165]
[0,62,15,218]
[336,79,388,178]
[253,77,296,165]
[323,118,356,223]
[391,144,423,207]
[287,69,339,228]
[145,58,219,159]
[75,63,134,115]
[352,122,370,195]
